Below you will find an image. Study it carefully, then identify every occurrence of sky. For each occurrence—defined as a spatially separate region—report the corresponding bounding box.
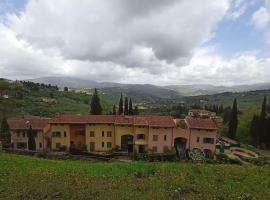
[0,0,269,86]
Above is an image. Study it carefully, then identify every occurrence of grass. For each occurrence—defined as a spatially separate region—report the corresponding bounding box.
[0,153,270,199]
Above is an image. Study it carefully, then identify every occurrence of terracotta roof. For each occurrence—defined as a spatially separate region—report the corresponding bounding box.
[185,116,217,130]
[8,116,51,130]
[50,115,176,127]
[50,115,115,124]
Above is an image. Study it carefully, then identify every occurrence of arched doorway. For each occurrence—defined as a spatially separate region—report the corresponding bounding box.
[203,149,213,159]
[121,135,134,153]
[174,137,187,160]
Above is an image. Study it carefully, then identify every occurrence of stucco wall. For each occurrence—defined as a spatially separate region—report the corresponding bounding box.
[115,125,134,148]
[11,129,45,151]
[50,124,70,150]
[148,127,173,153]
[85,124,115,152]
[173,127,189,148]
[188,129,217,155]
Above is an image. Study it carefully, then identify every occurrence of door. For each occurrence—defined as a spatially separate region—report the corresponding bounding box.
[90,142,95,152]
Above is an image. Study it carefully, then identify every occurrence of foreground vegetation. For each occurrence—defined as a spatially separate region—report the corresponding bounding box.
[0,153,270,200]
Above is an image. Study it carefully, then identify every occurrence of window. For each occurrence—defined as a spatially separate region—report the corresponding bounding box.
[107,131,112,137]
[52,131,61,137]
[39,143,42,148]
[22,132,26,138]
[153,135,158,141]
[203,138,214,144]
[102,131,105,137]
[164,135,167,141]
[90,142,95,151]
[64,131,67,137]
[137,134,145,140]
[152,146,157,152]
[17,131,20,138]
[107,142,112,148]
[89,131,95,137]
[75,130,85,136]
[102,142,105,148]
[56,143,61,148]
[197,137,200,143]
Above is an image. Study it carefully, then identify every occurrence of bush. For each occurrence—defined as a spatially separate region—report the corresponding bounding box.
[216,153,242,165]
[69,144,86,154]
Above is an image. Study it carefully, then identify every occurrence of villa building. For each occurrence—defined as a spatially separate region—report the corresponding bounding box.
[8,115,51,151]
[6,113,217,159]
[49,114,217,158]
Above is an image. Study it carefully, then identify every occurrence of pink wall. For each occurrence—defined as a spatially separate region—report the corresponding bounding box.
[148,127,173,153]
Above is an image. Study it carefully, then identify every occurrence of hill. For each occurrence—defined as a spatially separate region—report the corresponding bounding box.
[29,76,270,96]
[0,152,269,199]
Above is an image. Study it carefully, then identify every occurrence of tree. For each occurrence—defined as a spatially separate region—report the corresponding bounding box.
[27,125,36,151]
[124,97,129,115]
[118,93,123,115]
[64,87,68,92]
[112,104,116,115]
[134,106,139,115]
[129,98,133,115]
[266,116,270,148]
[228,98,238,139]
[250,114,260,146]
[90,88,102,115]
[0,116,11,147]
[259,96,267,145]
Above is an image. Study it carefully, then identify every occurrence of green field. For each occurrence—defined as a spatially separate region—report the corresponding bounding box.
[0,153,270,200]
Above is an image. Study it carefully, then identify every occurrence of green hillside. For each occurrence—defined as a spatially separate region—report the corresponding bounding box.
[0,79,112,118]
[0,152,269,200]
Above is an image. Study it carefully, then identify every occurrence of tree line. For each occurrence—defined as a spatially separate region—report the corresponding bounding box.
[90,88,139,115]
[250,96,270,148]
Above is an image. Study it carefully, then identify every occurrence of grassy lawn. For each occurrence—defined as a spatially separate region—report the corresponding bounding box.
[0,153,270,199]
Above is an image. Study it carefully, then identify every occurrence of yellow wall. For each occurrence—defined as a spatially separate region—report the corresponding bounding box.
[85,124,115,152]
[50,124,70,150]
[115,125,134,148]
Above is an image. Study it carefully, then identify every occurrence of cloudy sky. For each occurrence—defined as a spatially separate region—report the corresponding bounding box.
[0,0,269,85]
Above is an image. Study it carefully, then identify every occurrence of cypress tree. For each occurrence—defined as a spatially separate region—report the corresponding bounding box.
[0,116,11,147]
[228,98,238,139]
[128,98,133,115]
[259,96,267,145]
[250,114,260,146]
[90,88,103,115]
[27,125,36,151]
[266,116,270,148]
[124,97,129,115]
[118,93,123,115]
[134,106,139,115]
[112,104,116,115]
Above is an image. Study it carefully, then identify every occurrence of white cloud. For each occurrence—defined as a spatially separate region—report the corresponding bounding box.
[252,7,270,30]
[0,0,269,86]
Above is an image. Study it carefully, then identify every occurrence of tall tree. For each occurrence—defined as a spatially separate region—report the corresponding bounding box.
[90,88,102,115]
[0,116,11,147]
[250,114,260,146]
[27,125,36,151]
[134,106,139,115]
[112,104,116,115]
[128,98,133,115]
[124,97,129,115]
[228,98,238,139]
[265,116,270,148]
[259,96,267,145]
[118,93,123,115]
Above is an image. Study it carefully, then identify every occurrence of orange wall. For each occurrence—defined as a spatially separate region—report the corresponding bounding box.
[70,124,85,146]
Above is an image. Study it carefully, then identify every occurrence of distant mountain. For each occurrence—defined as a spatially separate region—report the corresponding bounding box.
[27,77,180,100]
[165,83,270,96]
[28,76,270,97]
